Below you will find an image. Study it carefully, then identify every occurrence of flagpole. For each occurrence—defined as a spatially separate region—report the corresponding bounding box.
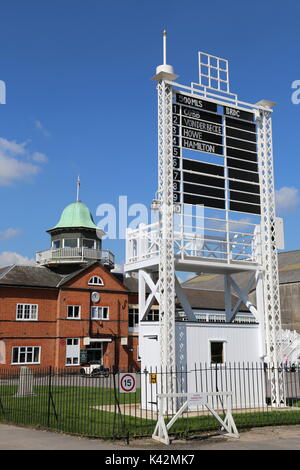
[76,175,80,202]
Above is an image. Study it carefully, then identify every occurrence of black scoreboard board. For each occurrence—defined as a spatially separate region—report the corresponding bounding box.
[172,92,260,215]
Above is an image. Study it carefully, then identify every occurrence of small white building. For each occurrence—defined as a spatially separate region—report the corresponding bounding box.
[140,322,265,410]
[138,286,266,410]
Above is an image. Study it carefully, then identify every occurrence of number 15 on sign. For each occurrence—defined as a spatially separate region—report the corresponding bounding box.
[119,373,137,393]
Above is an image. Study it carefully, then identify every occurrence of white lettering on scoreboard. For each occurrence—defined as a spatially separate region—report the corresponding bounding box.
[182,117,222,135]
[182,139,218,154]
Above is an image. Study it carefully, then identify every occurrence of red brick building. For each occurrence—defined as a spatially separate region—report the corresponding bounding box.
[0,199,141,372]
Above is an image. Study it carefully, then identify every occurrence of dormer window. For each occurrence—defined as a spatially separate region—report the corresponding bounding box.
[88,276,104,286]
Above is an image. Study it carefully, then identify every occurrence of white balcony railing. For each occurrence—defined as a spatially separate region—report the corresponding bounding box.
[195,313,257,324]
[36,247,115,268]
[126,220,261,267]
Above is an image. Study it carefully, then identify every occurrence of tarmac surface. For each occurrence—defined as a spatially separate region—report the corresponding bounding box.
[0,423,300,450]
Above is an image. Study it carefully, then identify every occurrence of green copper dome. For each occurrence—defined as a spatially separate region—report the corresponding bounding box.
[50,201,97,231]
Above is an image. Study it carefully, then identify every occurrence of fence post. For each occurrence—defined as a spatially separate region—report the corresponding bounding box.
[47,366,52,427]
[112,369,128,443]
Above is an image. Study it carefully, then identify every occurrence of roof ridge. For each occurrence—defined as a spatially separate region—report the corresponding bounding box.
[182,287,226,292]
[0,264,15,280]
[56,261,103,287]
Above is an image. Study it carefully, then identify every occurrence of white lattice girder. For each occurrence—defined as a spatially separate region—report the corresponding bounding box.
[157,81,177,388]
[257,108,285,405]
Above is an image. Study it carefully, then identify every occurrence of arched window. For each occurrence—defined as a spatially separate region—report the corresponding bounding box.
[88,276,104,286]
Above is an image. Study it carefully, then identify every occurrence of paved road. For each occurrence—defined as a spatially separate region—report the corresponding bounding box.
[1,423,300,450]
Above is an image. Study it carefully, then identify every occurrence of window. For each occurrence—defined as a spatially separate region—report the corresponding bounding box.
[129,309,139,328]
[210,341,225,364]
[63,238,78,248]
[66,338,80,365]
[83,239,96,249]
[146,309,159,322]
[12,346,40,364]
[67,305,81,319]
[91,306,109,320]
[88,276,104,286]
[82,343,103,365]
[52,239,61,249]
[128,308,159,328]
[16,304,38,321]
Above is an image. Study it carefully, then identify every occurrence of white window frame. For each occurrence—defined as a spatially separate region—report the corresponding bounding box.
[88,276,104,286]
[67,305,81,319]
[52,239,61,249]
[12,346,41,365]
[129,308,139,328]
[65,338,80,366]
[16,304,38,321]
[91,306,109,320]
[146,309,159,322]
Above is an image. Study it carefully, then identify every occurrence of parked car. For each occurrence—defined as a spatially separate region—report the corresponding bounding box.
[284,363,297,372]
[80,361,110,377]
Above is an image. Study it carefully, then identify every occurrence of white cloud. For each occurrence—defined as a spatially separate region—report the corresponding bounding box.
[34,120,50,137]
[31,152,48,163]
[0,137,26,155]
[0,137,48,185]
[0,228,21,240]
[0,251,35,266]
[0,152,39,185]
[275,186,300,214]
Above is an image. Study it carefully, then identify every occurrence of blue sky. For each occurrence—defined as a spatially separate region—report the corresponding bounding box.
[0,0,300,268]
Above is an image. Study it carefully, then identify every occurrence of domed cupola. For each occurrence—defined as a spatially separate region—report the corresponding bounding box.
[36,179,114,272]
[51,200,98,231]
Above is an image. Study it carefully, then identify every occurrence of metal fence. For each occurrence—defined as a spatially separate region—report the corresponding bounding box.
[0,363,299,441]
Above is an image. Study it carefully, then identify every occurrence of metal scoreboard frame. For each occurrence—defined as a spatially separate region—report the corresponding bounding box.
[172,90,260,216]
[125,33,284,408]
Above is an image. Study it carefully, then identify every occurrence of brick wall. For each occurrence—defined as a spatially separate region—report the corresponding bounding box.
[0,264,137,371]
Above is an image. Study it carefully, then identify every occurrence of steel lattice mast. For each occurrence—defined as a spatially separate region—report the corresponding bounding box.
[153,32,178,395]
[157,81,176,375]
[257,103,285,405]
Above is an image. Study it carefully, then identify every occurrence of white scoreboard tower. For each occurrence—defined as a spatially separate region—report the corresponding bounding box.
[125,32,285,407]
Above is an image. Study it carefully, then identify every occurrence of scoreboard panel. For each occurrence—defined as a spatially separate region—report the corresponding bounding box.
[172,91,260,215]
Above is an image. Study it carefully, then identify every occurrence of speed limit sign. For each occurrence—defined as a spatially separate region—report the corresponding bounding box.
[119,373,136,393]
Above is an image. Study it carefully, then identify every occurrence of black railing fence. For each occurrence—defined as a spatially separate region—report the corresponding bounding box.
[0,363,299,440]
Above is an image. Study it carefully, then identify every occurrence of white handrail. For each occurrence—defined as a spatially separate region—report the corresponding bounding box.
[125,221,260,266]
